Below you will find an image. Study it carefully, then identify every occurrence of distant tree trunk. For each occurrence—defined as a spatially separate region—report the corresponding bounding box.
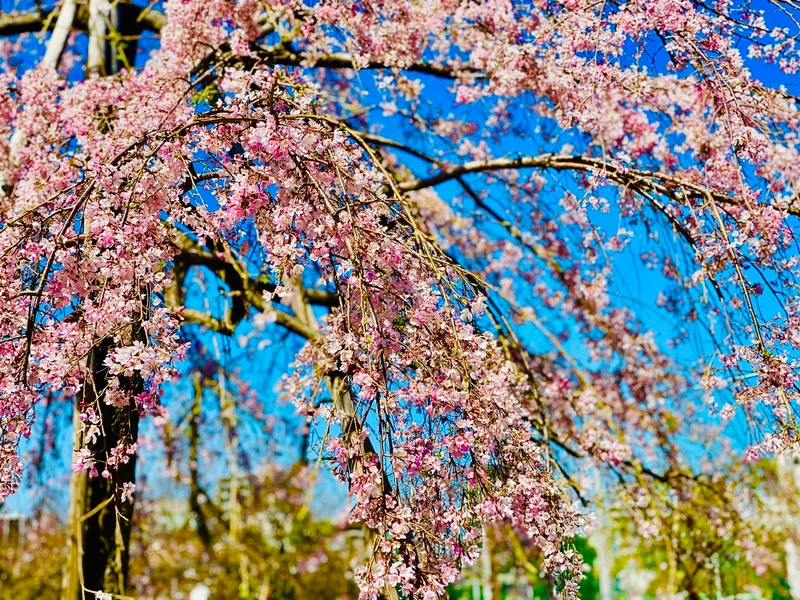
[778,454,800,600]
[481,529,494,600]
[61,410,87,600]
[188,376,214,551]
[787,540,800,600]
[591,493,614,600]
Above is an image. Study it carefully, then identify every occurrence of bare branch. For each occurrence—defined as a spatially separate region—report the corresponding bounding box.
[179,308,235,335]
[136,5,167,32]
[399,153,800,217]
[257,45,479,80]
[167,232,327,340]
[0,11,49,37]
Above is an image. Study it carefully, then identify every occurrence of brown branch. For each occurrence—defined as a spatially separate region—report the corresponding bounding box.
[167,232,328,340]
[1,6,465,79]
[171,233,338,307]
[257,45,479,80]
[179,307,235,335]
[360,132,445,165]
[0,11,50,37]
[135,5,167,32]
[399,153,800,217]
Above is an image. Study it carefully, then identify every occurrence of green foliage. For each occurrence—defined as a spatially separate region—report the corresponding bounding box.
[191,83,223,107]
[446,530,600,599]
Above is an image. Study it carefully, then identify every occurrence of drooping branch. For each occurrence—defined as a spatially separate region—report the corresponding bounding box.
[167,235,407,593]
[399,153,800,217]
[360,132,446,165]
[359,133,733,313]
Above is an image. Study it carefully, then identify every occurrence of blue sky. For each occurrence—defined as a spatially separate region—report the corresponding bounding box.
[2,0,800,518]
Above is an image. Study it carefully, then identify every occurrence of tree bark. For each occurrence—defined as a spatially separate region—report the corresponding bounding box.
[60,5,149,596]
[62,338,141,600]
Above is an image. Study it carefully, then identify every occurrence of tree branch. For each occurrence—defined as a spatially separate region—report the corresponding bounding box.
[399,152,800,217]
[167,232,329,340]
[0,11,50,37]
[256,45,478,80]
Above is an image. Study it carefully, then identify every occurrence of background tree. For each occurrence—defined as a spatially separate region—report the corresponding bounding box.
[3,0,800,599]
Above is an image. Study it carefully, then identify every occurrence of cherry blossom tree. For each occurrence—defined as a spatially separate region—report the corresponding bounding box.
[2,0,800,598]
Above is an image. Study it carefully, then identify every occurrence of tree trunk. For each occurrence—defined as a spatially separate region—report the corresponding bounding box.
[62,339,141,600]
[61,6,153,597]
[83,339,140,596]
